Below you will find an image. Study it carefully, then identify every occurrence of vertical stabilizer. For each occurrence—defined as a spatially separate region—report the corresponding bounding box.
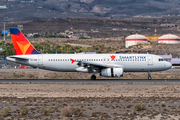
[9,28,40,55]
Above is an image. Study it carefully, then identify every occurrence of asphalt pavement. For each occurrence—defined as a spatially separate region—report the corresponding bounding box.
[0,79,179,83]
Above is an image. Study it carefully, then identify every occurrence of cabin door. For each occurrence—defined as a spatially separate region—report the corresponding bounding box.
[148,56,153,65]
[38,55,43,66]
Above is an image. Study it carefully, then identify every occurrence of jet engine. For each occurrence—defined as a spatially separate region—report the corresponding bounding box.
[100,68,123,77]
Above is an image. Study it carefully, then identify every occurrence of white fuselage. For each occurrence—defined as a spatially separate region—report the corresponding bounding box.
[7,53,172,73]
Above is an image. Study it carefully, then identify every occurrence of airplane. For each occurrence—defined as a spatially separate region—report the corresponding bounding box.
[7,28,172,80]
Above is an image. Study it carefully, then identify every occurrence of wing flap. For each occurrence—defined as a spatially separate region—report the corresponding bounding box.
[78,61,124,69]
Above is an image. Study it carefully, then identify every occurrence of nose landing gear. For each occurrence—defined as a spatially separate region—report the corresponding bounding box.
[148,71,152,80]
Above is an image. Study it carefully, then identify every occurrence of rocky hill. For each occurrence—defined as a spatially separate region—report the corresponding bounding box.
[0,0,180,22]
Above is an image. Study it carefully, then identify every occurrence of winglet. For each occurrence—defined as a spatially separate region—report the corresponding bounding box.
[9,28,40,55]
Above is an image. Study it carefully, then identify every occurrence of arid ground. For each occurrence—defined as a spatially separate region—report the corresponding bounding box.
[0,69,180,119]
[0,69,180,80]
[0,82,180,119]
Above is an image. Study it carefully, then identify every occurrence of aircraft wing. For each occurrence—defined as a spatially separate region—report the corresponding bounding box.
[80,61,123,68]
[76,60,124,73]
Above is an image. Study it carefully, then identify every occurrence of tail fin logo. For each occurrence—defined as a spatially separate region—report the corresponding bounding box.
[10,28,40,55]
[16,42,31,55]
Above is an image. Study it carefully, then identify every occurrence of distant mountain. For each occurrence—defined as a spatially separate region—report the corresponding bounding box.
[0,0,180,22]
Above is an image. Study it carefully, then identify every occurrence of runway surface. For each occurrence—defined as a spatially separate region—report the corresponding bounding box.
[0,68,180,72]
[0,79,179,83]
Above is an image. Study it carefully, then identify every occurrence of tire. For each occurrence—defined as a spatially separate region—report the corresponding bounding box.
[91,75,96,80]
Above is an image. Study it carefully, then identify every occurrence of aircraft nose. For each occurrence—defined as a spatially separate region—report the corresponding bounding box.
[166,62,172,69]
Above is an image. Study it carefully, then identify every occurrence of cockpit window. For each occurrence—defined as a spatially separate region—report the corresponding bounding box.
[159,58,166,61]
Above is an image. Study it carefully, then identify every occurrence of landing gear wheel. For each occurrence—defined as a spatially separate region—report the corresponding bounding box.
[91,75,96,80]
[148,71,152,80]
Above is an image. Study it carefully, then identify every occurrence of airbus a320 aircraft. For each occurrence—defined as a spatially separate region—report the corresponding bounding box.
[7,28,172,80]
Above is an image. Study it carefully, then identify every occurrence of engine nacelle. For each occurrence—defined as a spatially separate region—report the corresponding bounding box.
[100,68,123,77]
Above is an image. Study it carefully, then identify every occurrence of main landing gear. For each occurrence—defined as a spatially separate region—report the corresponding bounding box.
[91,75,96,80]
[91,69,98,80]
[148,71,152,80]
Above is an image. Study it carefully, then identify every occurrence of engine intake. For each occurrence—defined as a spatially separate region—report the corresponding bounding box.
[100,68,123,77]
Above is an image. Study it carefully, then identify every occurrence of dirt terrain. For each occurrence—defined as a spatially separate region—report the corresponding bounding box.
[0,81,180,119]
[2,37,180,57]
[0,69,179,119]
[0,69,179,80]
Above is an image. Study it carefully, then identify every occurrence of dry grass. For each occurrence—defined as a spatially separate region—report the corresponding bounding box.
[43,109,52,116]
[20,108,29,116]
[1,107,10,117]
[61,106,81,117]
[134,104,146,111]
